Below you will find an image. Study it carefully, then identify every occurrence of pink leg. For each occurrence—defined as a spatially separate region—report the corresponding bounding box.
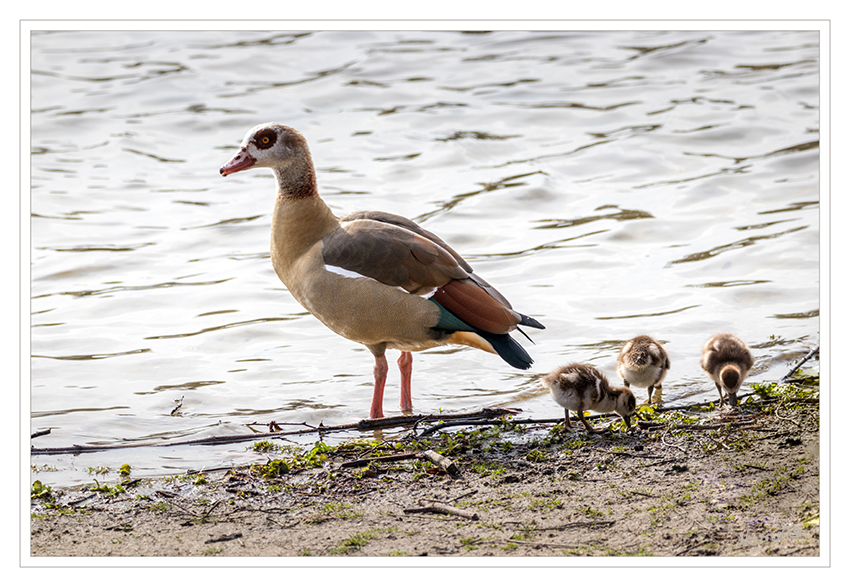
[398,351,413,412]
[370,354,389,419]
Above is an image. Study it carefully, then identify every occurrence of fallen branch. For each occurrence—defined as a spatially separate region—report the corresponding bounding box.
[636,458,685,469]
[661,429,688,453]
[506,539,584,549]
[340,452,420,468]
[170,396,184,416]
[31,407,518,456]
[204,532,242,544]
[638,419,764,432]
[421,449,459,475]
[158,497,223,524]
[403,500,479,520]
[452,489,478,503]
[780,346,819,382]
[598,449,663,459]
[540,520,616,530]
[416,417,561,437]
[676,539,718,556]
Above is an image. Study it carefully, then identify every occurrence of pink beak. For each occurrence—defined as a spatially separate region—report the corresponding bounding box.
[220,147,256,176]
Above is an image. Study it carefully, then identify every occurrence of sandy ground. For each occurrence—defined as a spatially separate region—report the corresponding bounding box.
[30,384,820,559]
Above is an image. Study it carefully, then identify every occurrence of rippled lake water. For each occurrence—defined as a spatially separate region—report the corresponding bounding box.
[28,28,821,487]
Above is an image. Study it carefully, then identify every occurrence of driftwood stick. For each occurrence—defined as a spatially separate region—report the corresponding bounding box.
[506,539,582,549]
[661,429,687,453]
[246,421,318,430]
[31,429,51,439]
[204,532,243,544]
[636,458,685,469]
[416,419,497,437]
[357,408,517,430]
[417,417,561,437]
[638,419,761,432]
[452,489,478,503]
[340,452,420,468]
[421,449,459,475]
[598,449,663,459]
[403,500,479,520]
[536,520,616,531]
[30,407,518,456]
[170,395,184,416]
[780,346,819,383]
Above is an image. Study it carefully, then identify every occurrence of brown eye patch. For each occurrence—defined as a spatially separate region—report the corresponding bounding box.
[253,128,277,150]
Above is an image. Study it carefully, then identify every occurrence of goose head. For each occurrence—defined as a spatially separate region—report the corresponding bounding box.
[220,123,317,198]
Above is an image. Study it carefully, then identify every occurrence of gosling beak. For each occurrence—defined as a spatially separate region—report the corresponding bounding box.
[728,392,738,407]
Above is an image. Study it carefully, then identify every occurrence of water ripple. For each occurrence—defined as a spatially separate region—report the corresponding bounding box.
[33,278,233,299]
[145,317,296,340]
[533,206,654,230]
[33,348,151,361]
[595,305,701,321]
[668,225,808,266]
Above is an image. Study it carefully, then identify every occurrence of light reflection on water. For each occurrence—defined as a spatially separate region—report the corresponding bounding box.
[29,29,820,487]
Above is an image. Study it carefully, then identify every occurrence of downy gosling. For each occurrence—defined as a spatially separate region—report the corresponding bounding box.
[700,333,754,407]
[542,363,637,434]
[617,335,670,404]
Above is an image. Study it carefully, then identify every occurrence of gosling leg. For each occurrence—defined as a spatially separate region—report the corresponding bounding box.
[715,382,725,407]
[577,412,598,435]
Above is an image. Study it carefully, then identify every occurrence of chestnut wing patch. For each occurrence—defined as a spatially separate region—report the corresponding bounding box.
[431,279,523,335]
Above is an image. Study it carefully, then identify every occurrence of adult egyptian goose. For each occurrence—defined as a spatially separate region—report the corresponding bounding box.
[542,363,636,434]
[700,333,754,407]
[220,123,544,419]
[617,335,670,404]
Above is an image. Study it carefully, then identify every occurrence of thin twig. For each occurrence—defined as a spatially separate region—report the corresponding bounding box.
[637,458,684,469]
[545,520,615,530]
[31,407,519,456]
[598,449,663,459]
[780,346,819,383]
[506,539,582,549]
[246,421,318,430]
[676,539,717,556]
[416,417,572,437]
[773,406,801,426]
[661,429,688,453]
[403,500,479,520]
[340,452,420,468]
[204,532,242,544]
[452,490,478,503]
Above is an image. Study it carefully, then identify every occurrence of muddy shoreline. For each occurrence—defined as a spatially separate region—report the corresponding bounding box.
[30,381,820,559]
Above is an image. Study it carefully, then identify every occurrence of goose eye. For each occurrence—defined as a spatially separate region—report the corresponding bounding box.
[254,129,277,150]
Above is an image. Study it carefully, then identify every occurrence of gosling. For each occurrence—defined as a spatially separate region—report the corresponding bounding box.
[542,363,637,434]
[700,333,754,407]
[617,335,670,404]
